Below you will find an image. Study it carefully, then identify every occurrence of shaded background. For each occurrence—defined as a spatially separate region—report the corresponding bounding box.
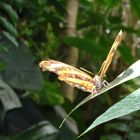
[0,0,140,140]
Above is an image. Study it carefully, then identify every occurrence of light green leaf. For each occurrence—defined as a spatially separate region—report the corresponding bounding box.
[59,60,140,129]
[79,88,140,137]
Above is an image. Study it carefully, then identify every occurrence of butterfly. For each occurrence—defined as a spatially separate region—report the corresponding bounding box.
[39,30,123,94]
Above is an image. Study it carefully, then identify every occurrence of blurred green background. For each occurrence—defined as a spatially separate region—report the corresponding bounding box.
[0,0,140,140]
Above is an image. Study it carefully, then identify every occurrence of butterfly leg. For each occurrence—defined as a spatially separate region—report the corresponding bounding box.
[102,80,110,87]
[91,86,98,95]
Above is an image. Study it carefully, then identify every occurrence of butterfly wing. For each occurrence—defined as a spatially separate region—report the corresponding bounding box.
[39,59,95,93]
[98,30,123,79]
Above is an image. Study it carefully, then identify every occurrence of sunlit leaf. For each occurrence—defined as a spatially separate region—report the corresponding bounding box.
[79,88,140,137]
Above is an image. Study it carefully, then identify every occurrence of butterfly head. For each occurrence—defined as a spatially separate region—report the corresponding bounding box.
[39,60,56,72]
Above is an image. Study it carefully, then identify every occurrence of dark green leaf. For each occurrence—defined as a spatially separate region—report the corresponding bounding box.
[63,36,107,56]
[0,78,21,117]
[11,121,59,140]
[130,0,140,19]
[106,123,128,132]
[0,136,9,140]
[0,17,17,36]
[101,134,122,140]
[128,132,140,140]
[3,31,18,47]
[105,0,121,8]
[12,0,24,12]
[0,35,43,90]
[34,81,64,105]
[120,43,134,64]
[0,2,19,24]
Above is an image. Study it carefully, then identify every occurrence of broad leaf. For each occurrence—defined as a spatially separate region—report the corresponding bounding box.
[11,121,59,140]
[79,88,140,137]
[0,78,21,120]
[3,31,18,47]
[0,2,18,24]
[0,35,43,90]
[0,17,17,36]
[63,36,107,56]
[59,60,140,128]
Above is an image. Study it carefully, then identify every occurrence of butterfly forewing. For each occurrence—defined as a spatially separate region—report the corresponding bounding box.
[59,77,94,92]
[39,60,95,93]
[98,30,123,79]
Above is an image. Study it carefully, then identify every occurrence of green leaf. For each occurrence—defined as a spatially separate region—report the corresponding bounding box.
[12,0,24,12]
[32,81,64,105]
[3,31,18,47]
[59,60,140,129]
[43,82,64,105]
[119,43,134,64]
[0,35,43,90]
[11,121,59,140]
[0,78,21,120]
[79,88,140,137]
[128,132,140,140]
[0,2,19,24]
[101,134,122,140]
[63,36,107,56]
[105,0,120,9]
[0,17,17,37]
[0,136,9,140]
[106,123,128,132]
[130,0,140,19]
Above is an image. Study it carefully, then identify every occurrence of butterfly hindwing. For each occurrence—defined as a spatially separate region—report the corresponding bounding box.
[39,59,95,93]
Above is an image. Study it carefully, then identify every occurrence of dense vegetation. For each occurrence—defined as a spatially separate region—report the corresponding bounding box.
[0,0,140,140]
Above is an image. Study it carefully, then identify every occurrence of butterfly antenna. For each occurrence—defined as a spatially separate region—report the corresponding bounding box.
[80,67,94,76]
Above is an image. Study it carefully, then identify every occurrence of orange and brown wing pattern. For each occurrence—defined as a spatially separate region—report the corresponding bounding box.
[39,60,95,93]
[98,30,123,79]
